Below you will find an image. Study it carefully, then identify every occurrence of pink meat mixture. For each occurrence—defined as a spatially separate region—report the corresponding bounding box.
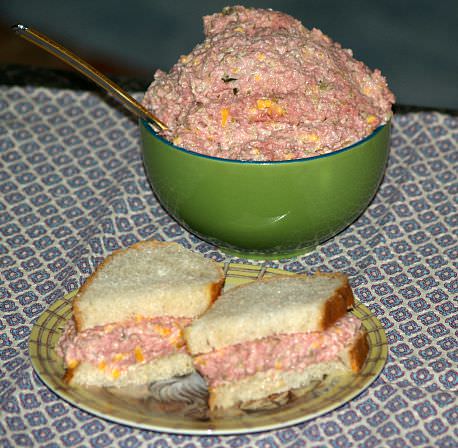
[57,316,191,372]
[143,6,395,161]
[194,314,362,387]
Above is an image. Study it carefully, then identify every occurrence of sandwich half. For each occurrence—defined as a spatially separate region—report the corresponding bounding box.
[184,273,369,411]
[57,240,224,387]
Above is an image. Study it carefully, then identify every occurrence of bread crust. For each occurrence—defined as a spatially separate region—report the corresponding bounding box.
[319,273,354,330]
[63,363,76,384]
[208,277,225,306]
[347,330,369,372]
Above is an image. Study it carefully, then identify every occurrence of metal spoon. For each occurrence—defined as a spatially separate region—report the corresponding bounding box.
[12,24,167,133]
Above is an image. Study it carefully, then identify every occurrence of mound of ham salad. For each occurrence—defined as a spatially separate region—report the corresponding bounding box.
[142,5,395,161]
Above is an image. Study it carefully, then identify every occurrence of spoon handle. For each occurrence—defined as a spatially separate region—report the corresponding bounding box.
[12,24,167,132]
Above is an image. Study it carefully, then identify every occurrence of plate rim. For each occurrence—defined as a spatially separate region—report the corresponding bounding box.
[29,262,388,435]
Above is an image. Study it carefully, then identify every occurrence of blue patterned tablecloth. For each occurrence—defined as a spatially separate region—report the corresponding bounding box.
[0,78,457,447]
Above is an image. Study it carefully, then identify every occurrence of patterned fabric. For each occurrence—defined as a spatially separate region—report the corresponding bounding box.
[0,81,457,447]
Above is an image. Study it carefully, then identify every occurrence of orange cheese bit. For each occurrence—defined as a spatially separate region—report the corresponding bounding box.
[256,99,272,110]
[271,104,285,116]
[194,356,205,366]
[98,360,106,371]
[300,133,319,144]
[256,99,285,117]
[134,346,145,363]
[366,115,378,125]
[112,369,121,379]
[179,54,191,64]
[221,107,230,127]
[334,327,344,336]
[154,324,172,337]
[113,353,126,362]
[67,359,78,369]
[251,148,261,156]
[170,328,186,348]
[172,336,186,349]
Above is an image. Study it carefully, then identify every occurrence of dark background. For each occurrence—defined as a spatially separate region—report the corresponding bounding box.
[1,0,457,109]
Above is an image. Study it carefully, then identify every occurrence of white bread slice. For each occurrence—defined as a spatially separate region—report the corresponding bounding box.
[185,273,354,355]
[65,353,194,388]
[208,330,368,411]
[73,240,224,331]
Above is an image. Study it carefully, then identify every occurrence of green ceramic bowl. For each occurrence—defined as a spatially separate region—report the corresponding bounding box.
[140,121,391,259]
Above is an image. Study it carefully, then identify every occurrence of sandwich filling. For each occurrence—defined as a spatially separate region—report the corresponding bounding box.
[194,314,361,387]
[57,316,192,378]
[142,6,394,161]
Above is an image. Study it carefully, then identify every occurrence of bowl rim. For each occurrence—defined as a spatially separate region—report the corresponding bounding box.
[141,119,387,165]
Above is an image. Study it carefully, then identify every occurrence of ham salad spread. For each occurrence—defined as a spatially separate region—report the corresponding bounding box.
[58,316,191,378]
[142,5,395,161]
[194,314,362,387]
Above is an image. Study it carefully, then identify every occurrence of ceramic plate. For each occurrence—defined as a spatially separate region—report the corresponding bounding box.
[29,263,388,435]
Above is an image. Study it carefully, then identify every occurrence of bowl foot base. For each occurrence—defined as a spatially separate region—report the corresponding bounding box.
[218,245,317,261]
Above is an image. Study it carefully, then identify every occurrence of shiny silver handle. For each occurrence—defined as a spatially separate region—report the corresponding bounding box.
[12,24,167,132]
